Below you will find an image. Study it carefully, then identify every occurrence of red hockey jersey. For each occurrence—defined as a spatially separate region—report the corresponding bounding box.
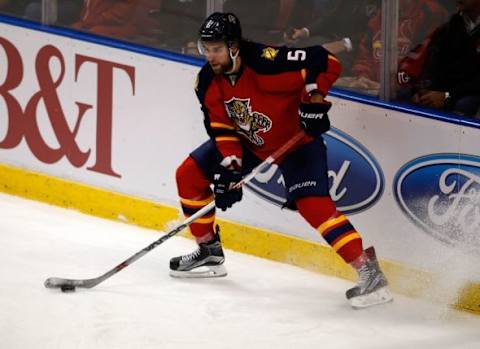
[195,40,341,162]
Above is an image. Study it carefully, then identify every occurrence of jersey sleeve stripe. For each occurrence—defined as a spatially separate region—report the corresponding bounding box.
[215,136,241,142]
[211,122,236,130]
[328,54,340,63]
[211,128,238,138]
[301,68,307,81]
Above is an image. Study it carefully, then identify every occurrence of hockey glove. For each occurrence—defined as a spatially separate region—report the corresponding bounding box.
[213,165,243,211]
[299,101,332,137]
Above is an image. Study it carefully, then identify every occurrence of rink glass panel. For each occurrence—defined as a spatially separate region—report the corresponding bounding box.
[2,0,475,124]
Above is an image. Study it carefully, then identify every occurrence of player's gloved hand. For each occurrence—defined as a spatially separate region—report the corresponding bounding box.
[299,100,332,137]
[213,165,243,211]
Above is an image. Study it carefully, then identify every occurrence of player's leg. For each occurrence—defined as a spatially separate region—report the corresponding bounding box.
[280,137,392,308]
[295,196,392,308]
[170,140,226,278]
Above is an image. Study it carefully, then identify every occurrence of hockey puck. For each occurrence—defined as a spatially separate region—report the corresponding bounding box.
[60,285,76,292]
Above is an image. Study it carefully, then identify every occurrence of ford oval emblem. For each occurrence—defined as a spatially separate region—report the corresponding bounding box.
[245,128,384,214]
[393,154,480,249]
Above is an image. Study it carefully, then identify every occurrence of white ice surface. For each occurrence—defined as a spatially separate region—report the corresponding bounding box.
[1,193,480,349]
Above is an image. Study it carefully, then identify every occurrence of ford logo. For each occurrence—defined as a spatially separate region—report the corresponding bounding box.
[245,128,384,214]
[393,154,480,249]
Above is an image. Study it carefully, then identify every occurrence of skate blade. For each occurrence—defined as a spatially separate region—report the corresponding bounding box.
[169,264,227,279]
[350,287,393,309]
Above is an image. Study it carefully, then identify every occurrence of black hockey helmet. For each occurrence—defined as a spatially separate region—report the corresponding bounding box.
[199,12,242,47]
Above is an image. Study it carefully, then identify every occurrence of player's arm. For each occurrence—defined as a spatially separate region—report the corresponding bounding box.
[269,45,341,135]
[283,45,342,97]
[293,46,340,136]
[245,43,341,136]
[244,42,342,96]
[195,66,243,169]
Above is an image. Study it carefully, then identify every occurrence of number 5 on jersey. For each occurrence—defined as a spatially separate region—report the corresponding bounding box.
[287,50,306,61]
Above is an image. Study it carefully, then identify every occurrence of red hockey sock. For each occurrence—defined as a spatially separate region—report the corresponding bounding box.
[176,156,215,242]
[296,196,363,263]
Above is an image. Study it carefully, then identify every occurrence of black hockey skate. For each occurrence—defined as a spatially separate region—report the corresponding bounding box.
[169,230,227,278]
[346,246,393,309]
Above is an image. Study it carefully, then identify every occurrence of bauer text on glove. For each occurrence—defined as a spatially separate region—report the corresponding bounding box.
[299,101,332,137]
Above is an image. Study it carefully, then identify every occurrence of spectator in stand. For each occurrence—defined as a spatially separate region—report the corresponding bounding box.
[405,0,480,117]
[438,0,458,12]
[0,0,29,16]
[283,0,379,75]
[145,0,206,53]
[131,0,163,46]
[223,0,296,44]
[23,0,83,25]
[0,0,11,10]
[71,0,141,39]
[337,0,448,94]
[0,0,10,11]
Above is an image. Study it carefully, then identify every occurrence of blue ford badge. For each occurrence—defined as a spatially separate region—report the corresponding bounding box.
[245,128,384,214]
[394,154,480,248]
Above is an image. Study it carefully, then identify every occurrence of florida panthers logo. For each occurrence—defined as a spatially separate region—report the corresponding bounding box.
[224,97,272,146]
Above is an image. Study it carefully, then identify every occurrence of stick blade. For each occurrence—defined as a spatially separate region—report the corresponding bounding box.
[44,277,94,289]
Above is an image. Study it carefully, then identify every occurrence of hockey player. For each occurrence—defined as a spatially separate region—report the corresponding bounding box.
[170,12,393,308]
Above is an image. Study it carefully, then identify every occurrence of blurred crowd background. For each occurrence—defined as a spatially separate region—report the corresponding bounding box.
[0,0,478,119]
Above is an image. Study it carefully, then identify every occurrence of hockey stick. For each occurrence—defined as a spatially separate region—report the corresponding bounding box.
[44,131,304,291]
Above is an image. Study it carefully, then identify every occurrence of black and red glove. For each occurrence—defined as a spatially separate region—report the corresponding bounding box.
[299,100,332,137]
[213,165,243,211]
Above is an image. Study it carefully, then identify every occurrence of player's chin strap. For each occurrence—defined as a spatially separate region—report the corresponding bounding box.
[225,47,240,75]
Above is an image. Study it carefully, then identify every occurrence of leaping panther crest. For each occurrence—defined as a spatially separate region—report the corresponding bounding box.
[224,97,272,146]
